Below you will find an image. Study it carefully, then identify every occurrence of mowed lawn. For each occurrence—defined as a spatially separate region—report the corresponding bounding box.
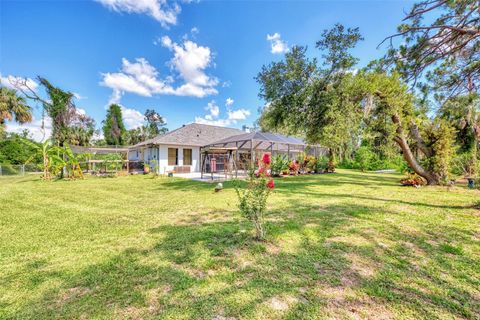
[1,170,479,319]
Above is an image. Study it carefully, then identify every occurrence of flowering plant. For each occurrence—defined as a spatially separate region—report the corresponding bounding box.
[288,160,300,175]
[234,153,275,240]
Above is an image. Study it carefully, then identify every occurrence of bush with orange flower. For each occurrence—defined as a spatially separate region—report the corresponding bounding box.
[234,153,275,240]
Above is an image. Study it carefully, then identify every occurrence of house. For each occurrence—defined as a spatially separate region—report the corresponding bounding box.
[128,123,244,173]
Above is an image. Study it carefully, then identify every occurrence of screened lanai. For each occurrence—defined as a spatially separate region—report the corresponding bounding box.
[200,131,327,178]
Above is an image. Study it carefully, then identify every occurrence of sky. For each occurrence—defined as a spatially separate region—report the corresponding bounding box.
[0,0,414,141]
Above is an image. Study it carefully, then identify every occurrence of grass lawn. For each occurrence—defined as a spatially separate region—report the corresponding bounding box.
[1,169,479,319]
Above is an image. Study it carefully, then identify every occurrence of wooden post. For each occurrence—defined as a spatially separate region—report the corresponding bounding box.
[126,150,130,173]
[235,142,238,178]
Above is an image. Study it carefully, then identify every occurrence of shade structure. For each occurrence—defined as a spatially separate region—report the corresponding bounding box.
[200,131,328,178]
[203,131,326,154]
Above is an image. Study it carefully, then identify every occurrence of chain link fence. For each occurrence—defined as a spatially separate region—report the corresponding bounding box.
[0,164,42,176]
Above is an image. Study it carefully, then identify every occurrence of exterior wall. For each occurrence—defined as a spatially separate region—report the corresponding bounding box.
[128,145,200,173]
[128,148,141,161]
[158,145,200,173]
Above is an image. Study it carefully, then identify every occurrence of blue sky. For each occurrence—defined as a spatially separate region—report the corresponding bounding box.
[1,0,414,141]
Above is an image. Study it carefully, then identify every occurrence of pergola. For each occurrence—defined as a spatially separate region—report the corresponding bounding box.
[200,131,327,178]
[70,146,135,173]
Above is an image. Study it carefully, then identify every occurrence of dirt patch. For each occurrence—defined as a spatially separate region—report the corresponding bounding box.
[346,252,379,278]
[212,315,236,320]
[266,295,298,311]
[265,242,281,255]
[115,306,144,320]
[56,287,92,306]
[146,285,171,314]
[316,285,393,319]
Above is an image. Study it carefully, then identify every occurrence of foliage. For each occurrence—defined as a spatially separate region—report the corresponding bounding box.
[234,153,274,240]
[102,104,126,145]
[296,153,306,173]
[400,173,426,187]
[382,0,480,97]
[101,153,123,172]
[438,94,479,176]
[62,144,88,180]
[288,160,299,175]
[144,109,168,136]
[23,139,65,180]
[306,155,317,173]
[122,126,149,145]
[270,154,288,177]
[315,156,329,173]
[23,139,88,180]
[0,86,32,136]
[354,146,375,172]
[421,119,458,184]
[0,131,41,165]
[35,77,95,146]
[451,152,479,178]
[121,109,168,146]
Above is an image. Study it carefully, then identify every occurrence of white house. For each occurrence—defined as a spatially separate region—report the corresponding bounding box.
[128,123,243,173]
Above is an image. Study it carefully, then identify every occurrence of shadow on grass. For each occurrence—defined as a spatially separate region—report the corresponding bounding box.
[7,200,479,319]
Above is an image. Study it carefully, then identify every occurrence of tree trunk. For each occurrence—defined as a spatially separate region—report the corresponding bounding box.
[253,216,265,240]
[392,115,440,185]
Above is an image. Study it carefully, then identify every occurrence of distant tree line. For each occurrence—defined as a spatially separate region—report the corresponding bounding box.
[0,76,168,165]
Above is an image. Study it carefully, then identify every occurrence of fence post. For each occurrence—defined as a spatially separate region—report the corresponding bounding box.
[22,165,25,176]
[0,165,2,176]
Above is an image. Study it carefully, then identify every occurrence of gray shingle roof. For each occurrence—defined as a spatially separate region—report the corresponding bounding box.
[131,123,244,148]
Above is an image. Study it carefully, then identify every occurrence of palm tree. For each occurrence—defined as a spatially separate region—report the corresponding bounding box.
[0,86,33,134]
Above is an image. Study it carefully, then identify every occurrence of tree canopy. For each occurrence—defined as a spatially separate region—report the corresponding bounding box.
[257,23,458,185]
[0,86,32,138]
[102,104,126,146]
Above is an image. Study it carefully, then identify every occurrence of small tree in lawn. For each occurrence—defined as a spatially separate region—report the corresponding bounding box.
[235,153,275,240]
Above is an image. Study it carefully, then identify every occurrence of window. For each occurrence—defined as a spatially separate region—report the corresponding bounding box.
[183,148,192,166]
[168,148,178,166]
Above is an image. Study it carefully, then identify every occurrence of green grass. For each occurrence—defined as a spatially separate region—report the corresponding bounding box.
[1,169,479,319]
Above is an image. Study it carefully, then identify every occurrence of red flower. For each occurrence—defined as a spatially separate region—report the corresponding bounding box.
[266,179,275,189]
[262,153,271,165]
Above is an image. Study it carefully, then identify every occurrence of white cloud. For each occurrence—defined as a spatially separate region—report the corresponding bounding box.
[267,32,289,54]
[227,108,250,120]
[162,36,218,96]
[0,75,38,92]
[101,57,176,103]
[195,100,250,127]
[101,37,218,103]
[95,0,181,27]
[6,116,52,142]
[121,106,145,129]
[205,100,220,118]
[194,117,231,127]
[225,97,234,107]
[73,92,87,100]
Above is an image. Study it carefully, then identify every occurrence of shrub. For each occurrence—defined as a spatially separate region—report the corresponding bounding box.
[315,156,329,173]
[234,153,275,240]
[296,153,306,173]
[451,152,478,177]
[355,146,375,172]
[288,160,300,175]
[270,154,288,177]
[400,173,426,187]
[305,156,317,173]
